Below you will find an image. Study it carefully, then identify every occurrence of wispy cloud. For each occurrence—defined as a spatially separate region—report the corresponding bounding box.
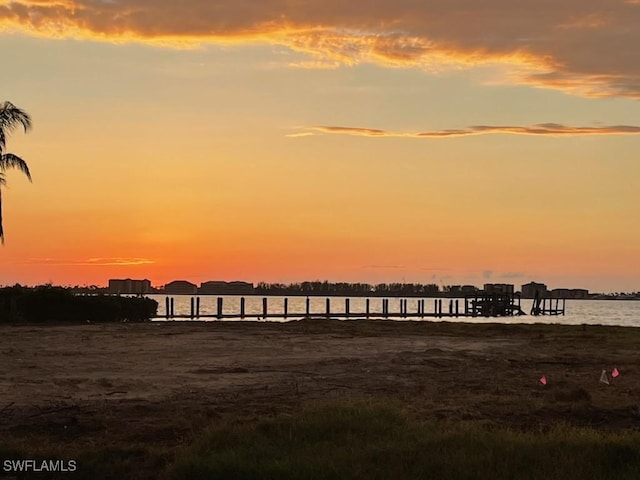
[361,264,405,269]
[284,132,318,138]
[85,258,155,266]
[13,257,155,266]
[294,124,640,139]
[288,60,341,70]
[2,1,640,97]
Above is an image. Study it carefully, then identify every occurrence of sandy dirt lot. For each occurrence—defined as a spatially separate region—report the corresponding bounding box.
[2,319,640,474]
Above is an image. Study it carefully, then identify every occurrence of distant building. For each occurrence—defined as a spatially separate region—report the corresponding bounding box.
[199,280,254,295]
[163,280,198,295]
[550,288,570,299]
[461,285,480,295]
[570,289,589,299]
[447,285,462,296]
[447,285,480,296]
[108,279,128,294]
[108,278,151,295]
[483,283,514,294]
[521,282,548,299]
[550,288,589,299]
[198,281,226,294]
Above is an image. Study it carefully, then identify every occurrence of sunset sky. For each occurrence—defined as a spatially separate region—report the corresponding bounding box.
[1,0,639,293]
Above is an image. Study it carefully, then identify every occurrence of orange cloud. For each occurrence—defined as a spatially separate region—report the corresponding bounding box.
[556,13,610,30]
[2,1,640,96]
[12,257,155,266]
[301,124,640,138]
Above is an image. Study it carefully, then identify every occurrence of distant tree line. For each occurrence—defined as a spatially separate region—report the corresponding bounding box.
[254,281,445,297]
[48,282,479,298]
[67,285,110,294]
[4,283,638,299]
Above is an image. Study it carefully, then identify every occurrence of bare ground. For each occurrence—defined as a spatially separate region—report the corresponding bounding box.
[2,319,640,477]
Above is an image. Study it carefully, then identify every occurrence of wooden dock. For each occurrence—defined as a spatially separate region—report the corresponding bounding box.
[156,294,565,320]
[530,292,566,316]
[465,292,526,317]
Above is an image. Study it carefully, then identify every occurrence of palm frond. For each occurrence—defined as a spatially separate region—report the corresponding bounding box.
[0,101,32,151]
[0,154,32,181]
[0,187,4,244]
[0,101,32,132]
[0,102,32,245]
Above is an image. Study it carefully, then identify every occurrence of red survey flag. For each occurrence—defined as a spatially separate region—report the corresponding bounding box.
[612,368,620,378]
[540,375,547,385]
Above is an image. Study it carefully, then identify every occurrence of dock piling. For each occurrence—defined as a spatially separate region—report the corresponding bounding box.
[216,297,223,319]
[153,294,567,320]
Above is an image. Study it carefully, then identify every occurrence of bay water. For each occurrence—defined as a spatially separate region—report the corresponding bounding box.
[148,295,640,327]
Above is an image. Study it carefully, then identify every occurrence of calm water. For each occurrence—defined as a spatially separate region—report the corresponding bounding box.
[148,295,640,327]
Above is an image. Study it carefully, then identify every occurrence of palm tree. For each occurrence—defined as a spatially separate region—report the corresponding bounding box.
[0,101,32,244]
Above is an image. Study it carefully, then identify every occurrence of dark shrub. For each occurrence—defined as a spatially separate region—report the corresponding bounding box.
[0,285,157,323]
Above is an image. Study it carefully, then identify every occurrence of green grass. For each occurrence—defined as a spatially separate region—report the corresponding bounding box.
[0,445,168,480]
[168,401,640,480]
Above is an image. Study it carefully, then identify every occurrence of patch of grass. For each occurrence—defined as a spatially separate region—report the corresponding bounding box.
[168,400,640,480]
[0,445,168,480]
